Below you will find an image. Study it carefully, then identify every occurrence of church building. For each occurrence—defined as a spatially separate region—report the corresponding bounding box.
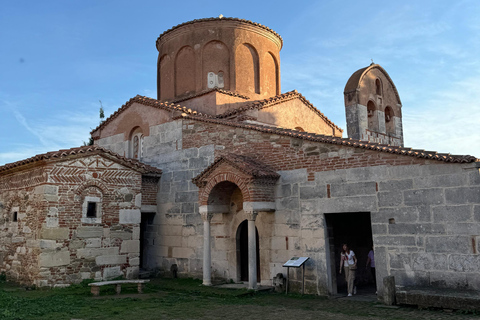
[1,17,479,298]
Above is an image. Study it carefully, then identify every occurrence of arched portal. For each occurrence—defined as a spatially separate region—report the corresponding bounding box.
[237,220,260,282]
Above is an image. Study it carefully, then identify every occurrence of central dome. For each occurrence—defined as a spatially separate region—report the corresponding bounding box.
[156,17,282,101]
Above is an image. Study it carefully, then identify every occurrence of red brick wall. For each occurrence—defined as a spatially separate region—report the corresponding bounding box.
[141,176,159,206]
[182,119,436,181]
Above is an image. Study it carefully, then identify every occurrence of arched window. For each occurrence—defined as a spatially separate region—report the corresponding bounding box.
[375,78,382,96]
[385,106,395,134]
[129,127,144,159]
[367,100,378,132]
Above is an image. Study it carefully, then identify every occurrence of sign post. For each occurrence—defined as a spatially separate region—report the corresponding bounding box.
[283,257,309,295]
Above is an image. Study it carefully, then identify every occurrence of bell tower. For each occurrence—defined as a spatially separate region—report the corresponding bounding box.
[344,64,403,147]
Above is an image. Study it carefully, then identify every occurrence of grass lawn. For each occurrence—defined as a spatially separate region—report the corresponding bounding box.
[1,278,478,320]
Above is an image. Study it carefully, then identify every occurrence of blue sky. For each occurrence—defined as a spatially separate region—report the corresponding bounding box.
[1,0,479,165]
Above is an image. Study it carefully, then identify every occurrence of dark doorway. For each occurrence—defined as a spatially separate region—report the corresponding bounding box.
[140,212,155,269]
[237,220,260,282]
[325,212,374,295]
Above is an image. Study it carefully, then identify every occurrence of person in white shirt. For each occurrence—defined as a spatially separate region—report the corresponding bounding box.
[339,243,357,296]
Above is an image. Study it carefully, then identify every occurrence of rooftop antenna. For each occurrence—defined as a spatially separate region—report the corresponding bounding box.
[370,59,375,65]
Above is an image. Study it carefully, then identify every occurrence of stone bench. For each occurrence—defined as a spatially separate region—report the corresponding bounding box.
[88,279,150,296]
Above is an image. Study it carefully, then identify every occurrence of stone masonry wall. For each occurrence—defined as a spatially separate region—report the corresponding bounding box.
[0,154,148,287]
[97,117,479,295]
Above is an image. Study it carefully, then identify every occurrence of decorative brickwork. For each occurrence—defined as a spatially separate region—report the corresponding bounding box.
[0,146,159,287]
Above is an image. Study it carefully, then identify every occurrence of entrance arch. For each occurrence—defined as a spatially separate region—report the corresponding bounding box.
[237,220,260,282]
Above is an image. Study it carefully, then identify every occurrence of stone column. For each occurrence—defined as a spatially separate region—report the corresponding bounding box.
[246,211,258,290]
[201,212,213,286]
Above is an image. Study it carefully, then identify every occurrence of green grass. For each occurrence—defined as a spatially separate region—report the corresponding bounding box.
[0,278,476,320]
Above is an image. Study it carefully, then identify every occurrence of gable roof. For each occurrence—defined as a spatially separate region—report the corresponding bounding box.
[0,145,162,175]
[90,95,208,135]
[192,153,280,186]
[215,90,343,133]
[344,64,402,105]
[157,17,283,49]
[178,113,478,163]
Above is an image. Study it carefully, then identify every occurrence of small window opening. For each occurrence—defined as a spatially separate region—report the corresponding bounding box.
[12,211,18,222]
[375,78,382,95]
[86,202,97,218]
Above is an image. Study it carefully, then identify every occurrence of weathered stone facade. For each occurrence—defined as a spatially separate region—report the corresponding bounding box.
[1,17,479,300]
[0,147,160,286]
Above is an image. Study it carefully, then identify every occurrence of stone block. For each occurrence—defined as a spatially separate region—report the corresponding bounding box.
[76,226,103,238]
[374,206,427,223]
[121,240,140,253]
[375,235,416,246]
[414,174,467,188]
[277,197,300,211]
[110,230,132,240]
[119,209,141,224]
[412,253,448,271]
[135,193,142,207]
[85,238,101,248]
[445,187,480,204]
[475,205,480,222]
[41,227,70,240]
[278,169,307,184]
[403,189,444,206]
[433,205,472,223]
[429,271,467,288]
[448,254,480,272]
[389,253,411,269]
[378,179,413,192]
[96,255,127,266]
[132,226,140,240]
[315,169,347,184]
[129,257,140,266]
[299,185,327,199]
[39,250,70,267]
[77,247,119,259]
[371,223,387,234]
[425,236,471,253]
[300,214,324,230]
[318,195,377,213]
[39,240,58,249]
[330,181,376,197]
[445,223,480,235]
[172,247,194,258]
[377,191,403,207]
[346,166,389,182]
[388,223,445,235]
[175,191,198,203]
[103,266,122,280]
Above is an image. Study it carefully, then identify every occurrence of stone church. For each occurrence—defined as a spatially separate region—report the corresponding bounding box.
[1,17,479,297]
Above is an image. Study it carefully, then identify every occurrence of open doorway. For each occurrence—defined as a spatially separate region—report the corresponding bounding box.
[140,212,155,270]
[236,220,260,282]
[325,212,374,296]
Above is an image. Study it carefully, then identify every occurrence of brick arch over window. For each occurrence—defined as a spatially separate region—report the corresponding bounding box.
[74,179,109,196]
[200,172,251,206]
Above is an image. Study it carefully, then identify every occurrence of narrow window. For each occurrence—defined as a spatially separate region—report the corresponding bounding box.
[12,211,18,222]
[86,202,97,218]
[133,135,139,159]
[375,79,382,95]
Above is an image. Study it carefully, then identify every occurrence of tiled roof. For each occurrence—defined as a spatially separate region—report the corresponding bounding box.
[90,95,212,135]
[178,113,478,163]
[0,145,162,175]
[156,17,283,49]
[344,64,402,105]
[215,90,343,133]
[168,88,250,104]
[192,153,280,186]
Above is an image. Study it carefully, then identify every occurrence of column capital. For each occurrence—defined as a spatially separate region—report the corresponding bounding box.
[245,211,258,221]
[201,212,214,222]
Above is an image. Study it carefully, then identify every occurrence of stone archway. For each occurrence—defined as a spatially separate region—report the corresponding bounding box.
[237,220,260,282]
[192,154,279,289]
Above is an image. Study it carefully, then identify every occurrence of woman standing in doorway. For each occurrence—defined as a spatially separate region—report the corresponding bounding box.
[339,243,357,296]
